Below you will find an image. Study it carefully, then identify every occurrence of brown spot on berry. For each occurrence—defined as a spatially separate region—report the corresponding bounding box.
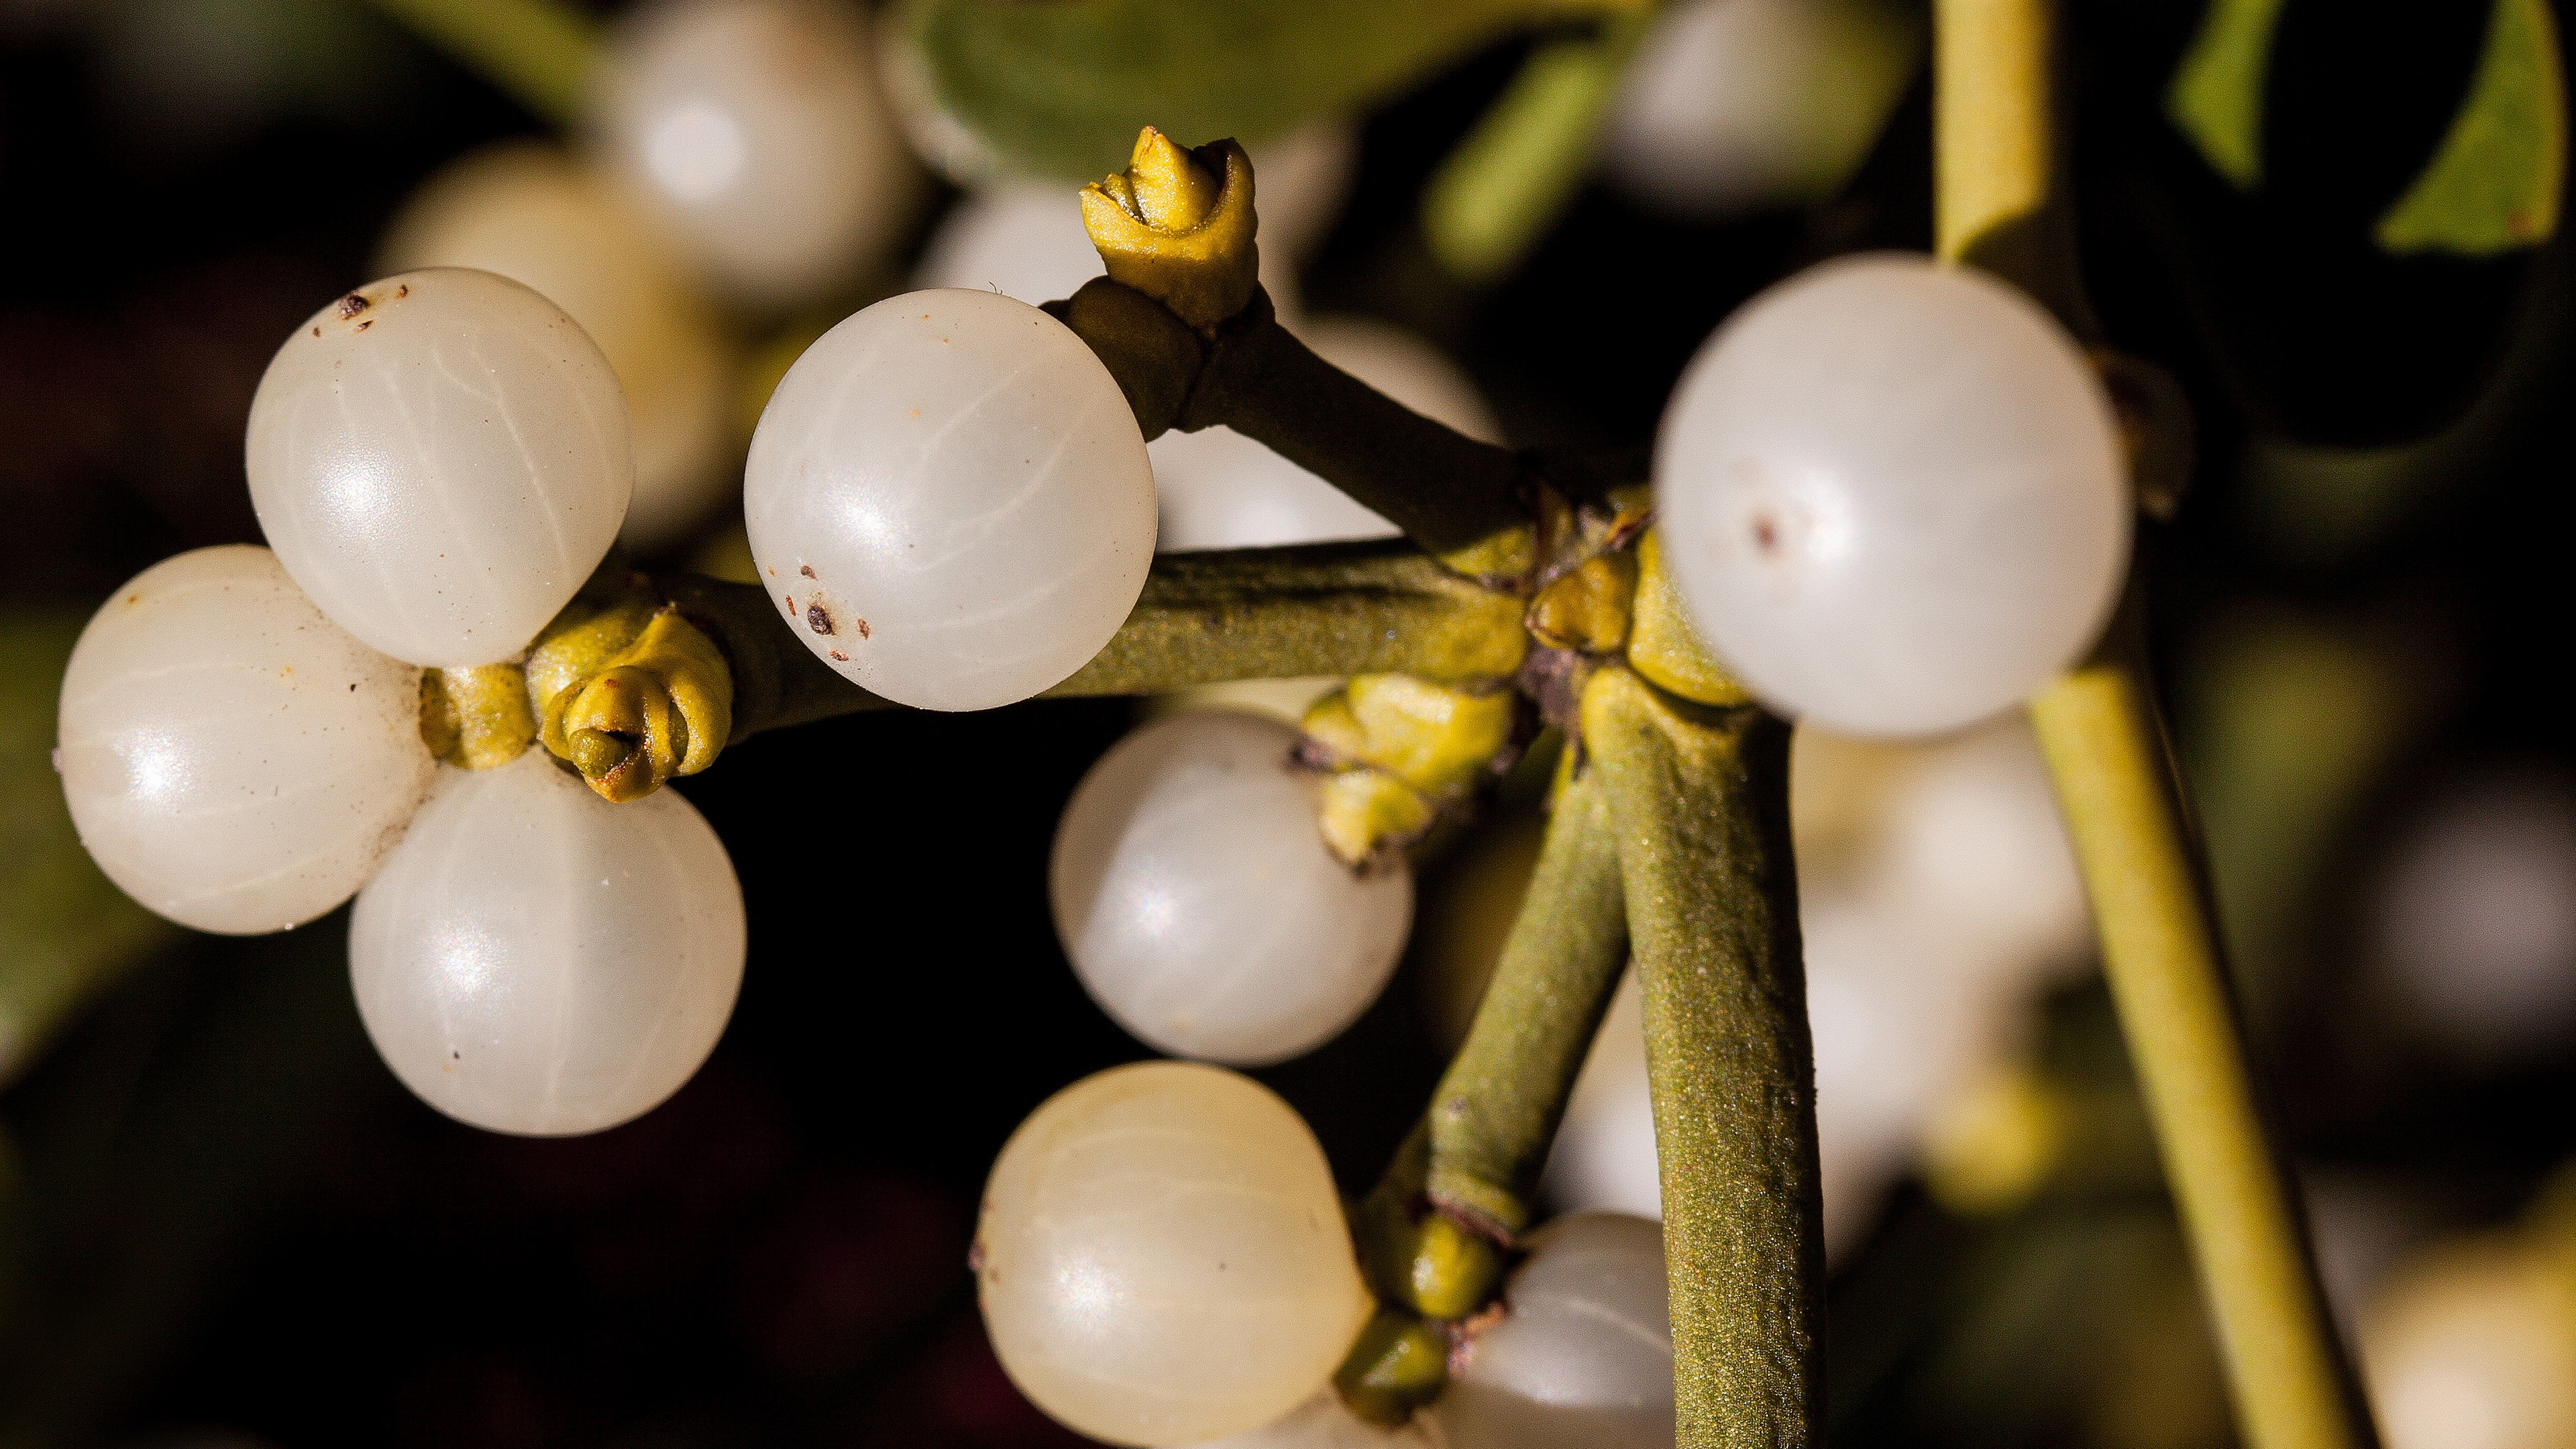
[337,292,370,320]
[311,326,321,338]
[1750,511,1780,555]
[798,564,816,579]
[355,320,371,331]
[828,649,849,662]
[395,283,409,298]
[806,603,833,635]
[853,618,871,639]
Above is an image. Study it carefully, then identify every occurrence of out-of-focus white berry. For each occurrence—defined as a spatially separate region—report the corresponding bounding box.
[349,750,744,1136]
[1183,1392,1431,1448]
[975,1060,1373,1446]
[1152,317,1496,553]
[1051,712,1412,1067]
[594,0,916,308]
[1431,1212,1674,1449]
[376,142,735,553]
[2366,1234,2576,1449]
[244,268,633,667]
[54,546,433,935]
[1654,253,2129,737]
[1878,716,2091,977]
[1540,972,1662,1222]
[2371,768,2576,1064]
[742,288,1155,711]
[1604,0,1923,219]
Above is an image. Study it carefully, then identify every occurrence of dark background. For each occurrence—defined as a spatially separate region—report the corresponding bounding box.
[4,0,2572,1445]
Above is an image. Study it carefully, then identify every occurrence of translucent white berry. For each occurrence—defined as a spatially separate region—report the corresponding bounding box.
[1051,712,1413,1067]
[2369,768,2576,1065]
[975,1060,1373,1446]
[376,142,735,552]
[2367,1235,2576,1449]
[54,545,433,935]
[349,750,745,1136]
[1431,1213,1675,1449]
[742,288,1156,711]
[244,268,634,667]
[1654,253,2129,737]
[1152,317,1495,553]
[594,0,915,307]
[1186,1391,1431,1448]
[1605,0,1923,220]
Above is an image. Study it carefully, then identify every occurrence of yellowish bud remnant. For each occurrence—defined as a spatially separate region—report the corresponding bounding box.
[1626,528,1754,707]
[525,592,734,803]
[419,662,537,769]
[1525,551,1638,654]
[1079,128,1260,332]
[1302,674,1519,866]
[1333,1309,1450,1427]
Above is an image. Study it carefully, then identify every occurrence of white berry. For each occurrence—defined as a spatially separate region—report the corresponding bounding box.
[975,1060,1373,1446]
[594,0,915,307]
[1654,253,2129,737]
[1431,1212,1675,1449]
[742,288,1156,711]
[54,545,433,934]
[244,267,634,667]
[349,750,745,1136]
[1051,711,1413,1067]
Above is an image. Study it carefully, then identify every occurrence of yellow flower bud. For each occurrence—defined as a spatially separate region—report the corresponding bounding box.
[1079,127,1260,331]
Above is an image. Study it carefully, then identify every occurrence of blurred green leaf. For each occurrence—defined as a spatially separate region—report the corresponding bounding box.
[1421,14,1647,283]
[2166,0,2286,188]
[905,0,1585,181]
[2376,0,2565,256]
[1,616,171,1088]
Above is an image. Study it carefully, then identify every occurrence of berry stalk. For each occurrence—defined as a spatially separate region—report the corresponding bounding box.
[1583,666,1819,1449]
[1417,756,1629,1239]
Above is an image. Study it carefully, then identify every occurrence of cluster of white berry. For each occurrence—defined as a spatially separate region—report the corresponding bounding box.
[54,104,2130,1442]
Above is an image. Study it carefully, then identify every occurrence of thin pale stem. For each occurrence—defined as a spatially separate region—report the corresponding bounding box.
[364,0,602,127]
[1421,758,1629,1238]
[1421,13,1652,284]
[1583,667,1818,1449]
[657,538,1531,741]
[2029,633,2377,1449]
[1935,2,2377,1446]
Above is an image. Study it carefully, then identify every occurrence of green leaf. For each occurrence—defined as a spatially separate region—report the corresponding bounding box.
[905,0,1580,182]
[2376,0,2565,256]
[1,615,171,1086]
[1421,14,1648,282]
[2166,0,2287,188]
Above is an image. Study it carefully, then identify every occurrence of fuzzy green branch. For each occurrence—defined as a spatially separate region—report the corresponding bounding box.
[1421,759,1629,1238]
[1051,278,1539,582]
[1583,666,1818,1449]
[648,538,1532,756]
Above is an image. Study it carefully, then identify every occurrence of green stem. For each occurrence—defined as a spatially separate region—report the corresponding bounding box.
[1935,3,2376,1446]
[1421,758,1629,1237]
[1582,667,1818,1449]
[1189,299,1535,580]
[364,0,602,127]
[2029,633,2377,1449]
[1052,279,1540,582]
[1421,13,1652,284]
[660,538,1531,741]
